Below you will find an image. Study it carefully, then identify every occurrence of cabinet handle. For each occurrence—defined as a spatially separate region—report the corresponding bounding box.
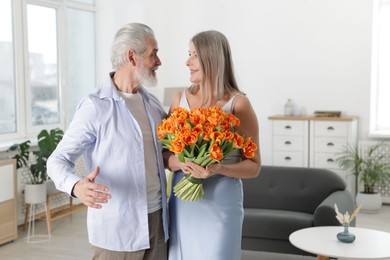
[327,142,334,146]
[284,156,292,161]
[327,126,335,131]
[327,158,334,162]
[284,125,292,129]
[285,141,292,145]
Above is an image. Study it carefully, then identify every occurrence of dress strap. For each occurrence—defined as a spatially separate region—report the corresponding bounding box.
[222,93,245,114]
[179,89,191,110]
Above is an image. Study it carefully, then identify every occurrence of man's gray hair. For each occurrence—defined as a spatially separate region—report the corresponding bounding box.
[111,23,155,70]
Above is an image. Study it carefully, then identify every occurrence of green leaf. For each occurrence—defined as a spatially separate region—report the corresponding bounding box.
[193,154,210,165]
[7,128,63,184]
[8,141,31,169]
[196,134,204,147]
[178,152,185,163]
[201,157,215,167]
[188,143,196,157]
[160,139,172,146]
[222,141,235,155]
[197,143,208,158]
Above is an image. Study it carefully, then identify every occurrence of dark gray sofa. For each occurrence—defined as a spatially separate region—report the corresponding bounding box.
[241,165,355,256]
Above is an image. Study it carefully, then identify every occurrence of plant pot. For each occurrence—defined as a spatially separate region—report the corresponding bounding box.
[25,183,47,204]
[356,192,382,213]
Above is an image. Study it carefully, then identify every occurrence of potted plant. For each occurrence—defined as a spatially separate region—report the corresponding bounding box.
[8,128,64,204]
[336,142,390,212]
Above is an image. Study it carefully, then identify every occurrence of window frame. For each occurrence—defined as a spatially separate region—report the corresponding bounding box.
[369,0,390,138]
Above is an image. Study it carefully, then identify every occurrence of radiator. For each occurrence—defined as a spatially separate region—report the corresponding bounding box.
[358,141,390,204]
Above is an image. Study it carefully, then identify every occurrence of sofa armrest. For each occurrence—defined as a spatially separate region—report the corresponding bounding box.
[313,190,355,227]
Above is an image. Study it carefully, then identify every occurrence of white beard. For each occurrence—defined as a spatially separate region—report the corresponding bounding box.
[137,61,158,87]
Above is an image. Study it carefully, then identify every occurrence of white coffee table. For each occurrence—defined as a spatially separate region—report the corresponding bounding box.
[289,226,390,260]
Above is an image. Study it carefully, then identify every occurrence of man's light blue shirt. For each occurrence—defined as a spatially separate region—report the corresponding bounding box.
[47,73,168,251]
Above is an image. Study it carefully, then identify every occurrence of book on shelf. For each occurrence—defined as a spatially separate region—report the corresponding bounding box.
[314,111,342,117]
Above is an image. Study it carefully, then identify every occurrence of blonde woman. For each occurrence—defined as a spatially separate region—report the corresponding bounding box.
[166,30,261,260]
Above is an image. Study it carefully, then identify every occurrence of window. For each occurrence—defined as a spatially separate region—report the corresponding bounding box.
[0,0,16,135]
[66,7,96,125]
[0,0,95,142]
[27,4,60,127]
[370,0,390,137]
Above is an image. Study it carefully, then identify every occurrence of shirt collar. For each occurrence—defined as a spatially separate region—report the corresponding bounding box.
[100,72,149,103]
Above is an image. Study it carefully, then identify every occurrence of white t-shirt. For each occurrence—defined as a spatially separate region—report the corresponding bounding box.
[119,91,161,213]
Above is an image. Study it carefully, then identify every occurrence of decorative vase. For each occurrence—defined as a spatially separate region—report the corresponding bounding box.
[284,99,295,116]
[337,223,355,243]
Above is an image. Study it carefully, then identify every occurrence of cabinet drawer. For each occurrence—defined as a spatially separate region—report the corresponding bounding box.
[273,121,305,136]
[0,200,14,223]
[0,199,16,244]
[0,222,15,241]
[313,137,347,153]
[312,153,338,169]
[273,136,305,151]
[313,121,348,137]
[273,152,305,167]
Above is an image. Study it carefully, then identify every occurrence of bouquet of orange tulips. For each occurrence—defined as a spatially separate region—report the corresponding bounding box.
[157,106,257,202]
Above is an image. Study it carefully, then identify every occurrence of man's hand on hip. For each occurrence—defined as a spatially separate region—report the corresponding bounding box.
[72,166,111,209]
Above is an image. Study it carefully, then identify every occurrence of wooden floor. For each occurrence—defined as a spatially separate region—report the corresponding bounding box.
[0,206,389,259]
[0,209,91,260]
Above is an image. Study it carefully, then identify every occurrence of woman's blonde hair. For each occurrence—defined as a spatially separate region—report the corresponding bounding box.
[189,30,242,105]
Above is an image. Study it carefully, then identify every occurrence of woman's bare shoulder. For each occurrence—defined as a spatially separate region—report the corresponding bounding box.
[232,94,252,113]
[169,88,188,112]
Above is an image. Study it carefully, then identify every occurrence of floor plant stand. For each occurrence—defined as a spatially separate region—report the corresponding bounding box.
[24,183,51,243]
[24,191,86,235]
[25,202,51,243]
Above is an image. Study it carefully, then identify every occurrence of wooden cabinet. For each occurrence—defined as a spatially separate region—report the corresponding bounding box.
[269,116,358,195]
[0,159,17,245]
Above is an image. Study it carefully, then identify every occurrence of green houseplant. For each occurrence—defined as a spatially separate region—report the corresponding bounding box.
[336,142,390,212]
[336,142,390,194]
[8,128,64,184]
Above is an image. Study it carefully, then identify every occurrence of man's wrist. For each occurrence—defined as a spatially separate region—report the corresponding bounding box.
[71,181,79,198]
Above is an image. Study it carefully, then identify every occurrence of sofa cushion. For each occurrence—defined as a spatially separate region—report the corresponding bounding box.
[242,166,346,214]
[242,208,313,240]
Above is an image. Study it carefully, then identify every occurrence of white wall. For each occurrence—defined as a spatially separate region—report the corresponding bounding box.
[96,0,374,165]
[95,0,146,83]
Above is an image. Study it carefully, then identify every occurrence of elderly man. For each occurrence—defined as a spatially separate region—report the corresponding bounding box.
[48,23,168,260]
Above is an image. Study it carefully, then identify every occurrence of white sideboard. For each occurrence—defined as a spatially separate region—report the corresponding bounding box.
[0,159,18,245]
[271,119,309,167]
[269,115,358,195]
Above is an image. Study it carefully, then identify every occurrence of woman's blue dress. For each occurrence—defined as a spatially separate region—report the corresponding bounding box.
[168,92,244,260]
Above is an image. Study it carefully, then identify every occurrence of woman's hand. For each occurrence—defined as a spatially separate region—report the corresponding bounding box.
[183,161,220,179]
